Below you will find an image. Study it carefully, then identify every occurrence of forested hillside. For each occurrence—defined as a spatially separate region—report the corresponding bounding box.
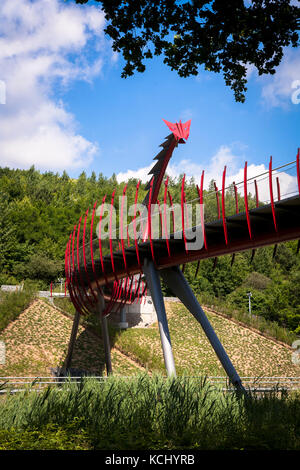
[0,165,299,335]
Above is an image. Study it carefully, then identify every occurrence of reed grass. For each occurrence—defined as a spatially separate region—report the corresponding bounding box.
[0,374,299,450]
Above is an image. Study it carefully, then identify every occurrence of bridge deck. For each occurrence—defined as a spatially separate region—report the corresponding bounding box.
[78,194,300,287]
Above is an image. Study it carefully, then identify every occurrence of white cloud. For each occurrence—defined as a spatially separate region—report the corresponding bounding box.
[0,0,108,171]
[260,48,300,108]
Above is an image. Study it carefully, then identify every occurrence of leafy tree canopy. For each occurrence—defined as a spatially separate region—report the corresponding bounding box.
[75,0,300,101]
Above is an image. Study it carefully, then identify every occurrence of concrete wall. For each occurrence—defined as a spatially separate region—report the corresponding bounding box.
[0,285,23,292]
[109,296,156,328]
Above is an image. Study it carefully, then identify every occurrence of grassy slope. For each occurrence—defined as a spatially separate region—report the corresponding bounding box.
[0,299,141,377]
[113,301,300,377]
[0,298,299,378]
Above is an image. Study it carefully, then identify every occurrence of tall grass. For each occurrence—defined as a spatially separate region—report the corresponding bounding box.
[0,374,299,450]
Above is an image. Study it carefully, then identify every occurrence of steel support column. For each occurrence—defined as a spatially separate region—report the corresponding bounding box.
[160,266,245,391]
[143,259,176,377]
[98,295,113,375]
[64,309,80,372]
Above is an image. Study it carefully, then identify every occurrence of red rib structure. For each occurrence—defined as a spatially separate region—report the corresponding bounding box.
[65,119,300,319]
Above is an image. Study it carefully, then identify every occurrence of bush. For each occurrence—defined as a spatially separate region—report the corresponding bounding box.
[0,423,91,450]
[243,272,271,290]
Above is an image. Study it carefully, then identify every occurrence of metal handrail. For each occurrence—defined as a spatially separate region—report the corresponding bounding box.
[1,376,299,391]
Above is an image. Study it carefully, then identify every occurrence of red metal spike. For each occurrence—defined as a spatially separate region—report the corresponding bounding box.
[98,195,109,287]
[120,184,129,276]
[181,174,188,253]
[71,225,86,312]
[269,157,278,232]
[148,176,156,265]
[139,280,144,305]
[90,201,103,296]
[244,162,252,240]
[130,276,137,304]
[254,179,259,208]
[163,177,171,257]
[71,225,90,316]
[137,279,142,304]
[134,275,142,304]
[66,238,84,316]
[297,148,300,197]
[109,189,118,281]
[222,166,228,245]
[196,170,207,250]
[183,191,189,229]
[127,226,130,247]
[276,177,281,201]
[168,190,175,233]
[214,182,221,219]
[76,216,94,308]
[103,281,119,317]
[83,208,98,303]
[133,180,142,271]
[156,199,163,239]
[128,276,135,304]
[116,280,122,301]
[233,181,239,214]
[115,277,132,313]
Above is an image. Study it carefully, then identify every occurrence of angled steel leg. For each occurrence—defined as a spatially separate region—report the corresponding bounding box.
[143,259,176,377]
[98,295,113,376]
[160,266,245,391]
[64,310,80,372]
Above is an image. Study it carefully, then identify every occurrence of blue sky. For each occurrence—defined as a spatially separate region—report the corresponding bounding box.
[0,0,299,190]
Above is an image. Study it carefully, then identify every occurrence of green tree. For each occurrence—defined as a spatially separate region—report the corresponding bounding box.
[75,0,299,102]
